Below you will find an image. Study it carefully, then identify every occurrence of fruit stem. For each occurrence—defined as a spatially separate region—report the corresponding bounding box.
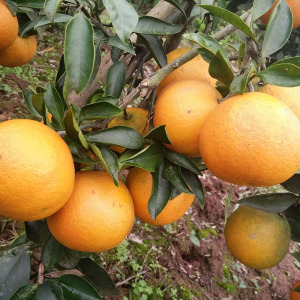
[123,108,131,120]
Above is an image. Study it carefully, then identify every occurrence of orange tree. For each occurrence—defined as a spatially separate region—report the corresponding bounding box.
[0,0,300,298]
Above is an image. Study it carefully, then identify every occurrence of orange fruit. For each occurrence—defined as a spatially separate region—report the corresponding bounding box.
[256,84,300,119]
[290,281,300,300]
[0,1,19,51]
[107,107,149,153]
[126,167,194,226]
[156,47,217,95]
[0,119,75,221]
[153,80,220,157]
[260,0,300,29]
[224,206,291,269]
[0,35,37,67]
[199,92,300,186]
[47,171,135,252]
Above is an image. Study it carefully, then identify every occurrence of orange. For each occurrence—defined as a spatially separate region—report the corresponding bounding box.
[153,80,220,157]
[107,107,149,153]
[47,171,135,252]
[0,119,75,221]
[290,281,300,300]
[0,35,37,67]
[0,1,19,51]
[126,167,194,226]
[260,0,300,29]
[224,206,291,269]
[256,84,300,119]
[199,92,300,186]
[156,47,217,95]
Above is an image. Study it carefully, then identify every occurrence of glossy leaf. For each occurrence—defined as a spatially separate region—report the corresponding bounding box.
[44,0,64,22]
[230,72,250,94]
[134,16,183,35]
[108,36,135,55]
[36,281,64,300]
[164,0,186,18]
[9,234,27,250]
[42,235,64,269]
[181,168,204,209]
[23,89,42,118]
[148,164,172,220]
[35,14,72,28]
[94,96,119,106]
[105,62,126,99]
[55,248,82,270]
[79,102,122,121]
[256,63,300,87]
[78,258,120,297]
[10,283,38,300]
[16,0,44,8]
[85,126,146,149]
[284,205,300,242]
[103,0,138,44]
[143,125,171,144]
[239,193,298,213]
[25,220,51,245]
[261,0,292,58]
[272,56,300,68]
[31,93,45,117]
[65,13,95,93]
[252,0,275,20]
[281,173,300,195]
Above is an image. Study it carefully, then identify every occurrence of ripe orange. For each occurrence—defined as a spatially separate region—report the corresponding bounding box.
[0,1,19,51]
[291,281,300,300]
[199,92,300,186]
[107,107,149,153]
[153,80,220,157]
[0,35,37,67]
[224,206,291,269]
[156,47,217,95]
[0,119,75,221]
[47,171,135,252]
[126,167,194,226]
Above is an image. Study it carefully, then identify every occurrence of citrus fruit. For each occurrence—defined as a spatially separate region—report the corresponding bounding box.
[0,1,19,51]
[290,281,300,300]
[47,171,135,252]
[256,84,300,119]
[126,167,194,226]
[224,206,291,269]
[153,80,220,157]
[0,35,37,67]
[199,92,300,186]
[260,0,300,29]
[107,107,149,153]
[0,119,75,221]
[156,47,217,95]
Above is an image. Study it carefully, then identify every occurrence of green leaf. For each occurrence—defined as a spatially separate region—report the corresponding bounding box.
[143,125,171,144]
[181,168,204,209]
[42,235,64,269]
[119,143,164,172]
[134,16,183,35]
[85,126,146,149]
[148,164,172,220]
[209,49,234,86]
[9,234,27,250]
[261,0,292,58]
[164,0,186,18]
[10,284,38,300]
[55,274,102,300]
[199,5,257,42]
[25,220,51,245]
[281,173,300,195]
[294,285,300,293]
[65,13,95,93]
[284,205,300,242]
[165,150,202,175]
[272,56,300,68]
[108,36,135,55]
[252,0,275,21]
[23,89,42,118]
[105,62,126,99]
[256,63,300,87]
[31,93,45,117]
[79,102,122,122]
[35,14,72,28]
[230,72,250,94]
[163,161,193,195]
[16,0,44,8]
[239,193,298,213]
[102,0,138,44]
[78,258,120,297]
[44,0,64,22]
[55,248,82,270]
[36,281,64,300]
[0,245,31,300]
[292,252,300,262]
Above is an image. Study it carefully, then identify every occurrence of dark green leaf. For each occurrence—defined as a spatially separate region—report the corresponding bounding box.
[134,16,183,35]
[55,248,82,270]
[256,63,300,87]
[181,168,204,209]
[105,62,126,99]
[239,193,298,213]
[108,36,135,55]
[25,220,50,245]
[65,13,95,93]
[148,164,172,220]
[85,126,146,149]
[9,234,27,250]
[170,186,181,199]
[284,205,300,242]
[143,125,171,144]
[78,258,119,297]
[102,0,138,44]
[164,0,186,18]
[272,56,300,68]
[230,72,250,94]
[294,286,300,293]
[281,173,300,195]
[16,0,44,8]
[44,0,64,22]
[94,96,119,106]
[23,89,42,118]
[10,284,38,300]
[261,0,292,57]
[252,0,275,21]
[42,235,64,269]
[35,14,72,28]
[36,281,64,300]
[79,102,122,121]
[31,93,45,117]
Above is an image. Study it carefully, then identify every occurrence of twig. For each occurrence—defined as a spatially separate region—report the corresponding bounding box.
[115,270,147,287]
[38,262,45,285]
